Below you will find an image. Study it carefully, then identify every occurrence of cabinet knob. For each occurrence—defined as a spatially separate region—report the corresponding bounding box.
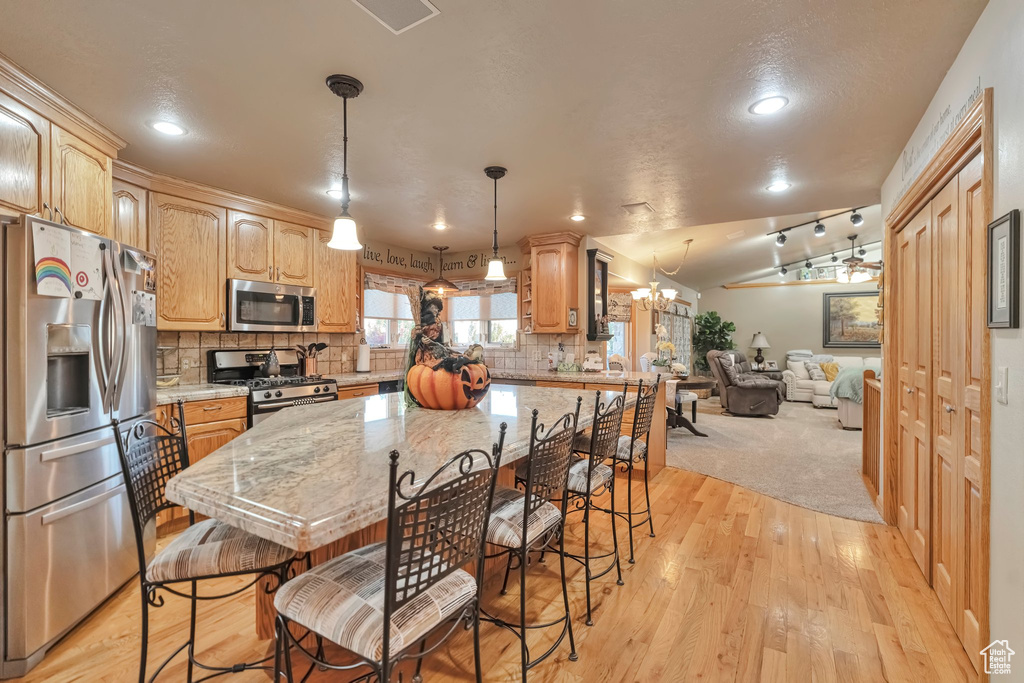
[944,404,955,413]
[277,267,281,280]
[905,387,914,394]
[220,312,226,327]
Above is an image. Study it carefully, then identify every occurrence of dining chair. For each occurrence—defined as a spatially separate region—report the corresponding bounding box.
[272,425,507,683]
[112,400,298,683]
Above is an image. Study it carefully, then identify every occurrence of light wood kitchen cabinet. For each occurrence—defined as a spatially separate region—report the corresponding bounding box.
[273,221,315,286]
[518,232,581,333]
[227,210,274,282]
[0,89,50,218]
[50,125,113,236]
[314,228,358,332]
[154,398,247,534]
[150,193,228,330]
[111,178,148,249]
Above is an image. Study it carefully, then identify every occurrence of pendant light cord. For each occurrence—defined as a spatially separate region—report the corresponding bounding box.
[491,177,499,257]
[341,96,350,213]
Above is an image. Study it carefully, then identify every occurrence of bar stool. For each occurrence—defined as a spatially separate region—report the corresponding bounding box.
[112,400,299,683]
[614,376,660,563]
[484,399,583,682]
[273,425,507,683]
[562,388,627,625]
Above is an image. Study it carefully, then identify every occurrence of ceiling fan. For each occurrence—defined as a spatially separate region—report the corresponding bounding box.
[836,234,882,283]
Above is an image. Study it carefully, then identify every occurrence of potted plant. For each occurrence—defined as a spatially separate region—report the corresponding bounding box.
[693,311,736,375]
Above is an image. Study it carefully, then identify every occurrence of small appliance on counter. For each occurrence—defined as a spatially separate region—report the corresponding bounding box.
[208,349,338,426]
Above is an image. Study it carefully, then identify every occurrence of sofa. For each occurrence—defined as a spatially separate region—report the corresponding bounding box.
[781,354,881,407]
[706,350,785,417]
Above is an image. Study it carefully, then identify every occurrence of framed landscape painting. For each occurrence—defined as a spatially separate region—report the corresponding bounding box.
[823,291,881,348]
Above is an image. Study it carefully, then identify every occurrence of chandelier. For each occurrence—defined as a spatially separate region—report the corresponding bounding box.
[631,255,678,311]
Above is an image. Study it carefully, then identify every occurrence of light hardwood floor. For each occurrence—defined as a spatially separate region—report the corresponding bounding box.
[21,468,977,682]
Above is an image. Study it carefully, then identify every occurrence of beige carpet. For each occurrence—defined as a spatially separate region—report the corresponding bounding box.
[666,397,883,523]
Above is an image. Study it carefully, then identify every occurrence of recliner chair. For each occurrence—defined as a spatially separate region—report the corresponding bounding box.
[706,350,785,417]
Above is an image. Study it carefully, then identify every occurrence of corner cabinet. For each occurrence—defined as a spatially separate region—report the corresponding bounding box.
[50,125,113,236]
[150,193,228,330]
[314,229,358,332]
[112,178,148,249]
[517,232,582,333]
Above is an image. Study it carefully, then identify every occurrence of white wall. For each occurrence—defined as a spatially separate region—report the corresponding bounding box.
[700,282,882,362]
[880,0,1024,665]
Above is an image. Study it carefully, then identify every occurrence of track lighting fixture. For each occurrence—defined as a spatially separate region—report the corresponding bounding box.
[831,253,838,263]
[850,210,864,227]
[805,260,813,269]
[775,231,787,247]
[780,266,788,276]
[858,246,866,256]
[814,222,825,236]
[767,207,868,245]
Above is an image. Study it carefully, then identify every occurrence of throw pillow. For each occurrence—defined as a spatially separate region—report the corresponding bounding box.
[804,361,827,381]
[820,361,840,382]
[787,360,811,380]
[719,354,741,383]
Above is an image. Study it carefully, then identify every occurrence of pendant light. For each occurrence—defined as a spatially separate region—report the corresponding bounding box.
[424,246,460,297]
[326,74,364,250]
[484,166,508,281]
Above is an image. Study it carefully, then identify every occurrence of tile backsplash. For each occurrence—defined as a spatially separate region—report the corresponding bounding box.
[158,331,587,384]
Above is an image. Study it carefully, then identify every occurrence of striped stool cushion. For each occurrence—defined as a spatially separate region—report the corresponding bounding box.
[274,543,476,661]
[486,487,562,549]
[566,458,613,494]
[147,518,295,583]
[614,436,646,461]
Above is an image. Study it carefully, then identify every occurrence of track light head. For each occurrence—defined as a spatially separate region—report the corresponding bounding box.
[805,260,813,269]
[850,210,864,227]
[780,266,788,276]
[831,253,838,263]
[814,222,826,236]
[775,232,787,247]
[858,246,866,256]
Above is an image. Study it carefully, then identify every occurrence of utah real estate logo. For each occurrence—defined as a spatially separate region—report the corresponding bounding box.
[981,640,1014,675]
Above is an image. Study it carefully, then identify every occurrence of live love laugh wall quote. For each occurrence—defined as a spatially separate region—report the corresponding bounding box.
[359,240,520,280]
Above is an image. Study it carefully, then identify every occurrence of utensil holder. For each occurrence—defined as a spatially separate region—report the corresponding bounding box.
[304,357,317,376]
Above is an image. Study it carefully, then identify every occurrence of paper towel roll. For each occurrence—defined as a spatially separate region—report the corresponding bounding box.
[357,342,371,373]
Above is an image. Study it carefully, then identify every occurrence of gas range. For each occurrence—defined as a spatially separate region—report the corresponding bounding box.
[208,349,338,426]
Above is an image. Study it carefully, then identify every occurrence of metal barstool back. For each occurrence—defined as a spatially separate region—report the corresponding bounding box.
[621,375,661,563]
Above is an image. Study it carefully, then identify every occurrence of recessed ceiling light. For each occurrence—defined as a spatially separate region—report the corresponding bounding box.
[749,96,789,116]
[151,121,185,136]
[433,222,447,231]
[766,181,791,193]
[326,189,344,199]
[570,214,586,222]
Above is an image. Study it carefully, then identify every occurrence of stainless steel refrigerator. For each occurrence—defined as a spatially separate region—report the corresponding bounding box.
[1,214,157,678]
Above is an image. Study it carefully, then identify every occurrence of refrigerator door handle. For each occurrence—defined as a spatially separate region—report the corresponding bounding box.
[111,252,131,410]
[100,246,123,413]
[40,484,124,525]
[39,434,117,462]
[95,266,112,404]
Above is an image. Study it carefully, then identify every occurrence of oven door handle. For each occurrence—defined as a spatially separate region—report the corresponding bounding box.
[251,394,338,412]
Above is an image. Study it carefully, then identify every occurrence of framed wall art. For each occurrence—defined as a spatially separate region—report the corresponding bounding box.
[822,291,881,348]
[987,209,1020,328]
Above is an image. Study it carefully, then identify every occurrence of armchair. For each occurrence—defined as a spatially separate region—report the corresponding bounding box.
[706,350,784,417]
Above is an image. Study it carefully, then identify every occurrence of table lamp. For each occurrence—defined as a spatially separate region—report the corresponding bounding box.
[750,332,771,368]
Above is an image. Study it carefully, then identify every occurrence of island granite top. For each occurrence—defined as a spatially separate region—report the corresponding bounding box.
[165,384,632,552]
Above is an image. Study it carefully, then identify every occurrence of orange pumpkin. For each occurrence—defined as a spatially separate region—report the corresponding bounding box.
[406,362,491,410]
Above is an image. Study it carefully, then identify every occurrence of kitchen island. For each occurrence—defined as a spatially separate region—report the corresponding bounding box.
[166,383,660,638]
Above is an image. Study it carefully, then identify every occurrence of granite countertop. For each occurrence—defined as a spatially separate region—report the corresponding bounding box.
[166,385,633,552]
[156,383,250,405]
[323,370,404,387]
[491,369,665,386]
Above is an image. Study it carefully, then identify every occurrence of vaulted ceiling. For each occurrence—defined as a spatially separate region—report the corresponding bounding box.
[0,0,987,285]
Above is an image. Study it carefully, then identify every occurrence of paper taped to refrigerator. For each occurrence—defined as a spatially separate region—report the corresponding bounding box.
[32,223,72,298]
[70,233,103,300]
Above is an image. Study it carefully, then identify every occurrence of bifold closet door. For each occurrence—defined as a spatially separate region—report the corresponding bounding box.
[957,153,987,667]
[896,205,932,579]
[931,175,961,629]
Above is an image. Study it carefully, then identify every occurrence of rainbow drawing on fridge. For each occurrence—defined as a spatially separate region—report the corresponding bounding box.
[36,256,72,293]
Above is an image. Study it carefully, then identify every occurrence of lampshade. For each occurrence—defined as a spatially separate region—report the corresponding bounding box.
[836,269,850,284]
[485,257,507,281]
[327,214,362,250]
[850,269,872,283]
[750,332,771,349]
[660,288,678,301]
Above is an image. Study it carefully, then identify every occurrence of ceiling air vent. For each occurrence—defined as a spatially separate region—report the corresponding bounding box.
[351,0,440,34]
[621,202,655,215]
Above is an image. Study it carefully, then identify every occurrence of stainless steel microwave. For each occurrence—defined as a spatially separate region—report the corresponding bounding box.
[227,279,317,332]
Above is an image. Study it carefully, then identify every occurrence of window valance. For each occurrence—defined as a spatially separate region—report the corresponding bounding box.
[364,272,425,294]
[448,277,517,296]
[607,292,633,322]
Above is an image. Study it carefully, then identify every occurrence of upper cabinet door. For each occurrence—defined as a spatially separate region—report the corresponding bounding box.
[150,193,227,331]
[273,221,314,287]
[50,126,112,236]
[314,229,357,332]
[111,178,148,250]
[0,90,50,218]
[228,210,274,282]
[532,246,567,332]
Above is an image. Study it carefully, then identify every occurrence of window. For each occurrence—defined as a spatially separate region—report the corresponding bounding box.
[363,289,414,347]
[449,293,517,347]
[607,321,629,360]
